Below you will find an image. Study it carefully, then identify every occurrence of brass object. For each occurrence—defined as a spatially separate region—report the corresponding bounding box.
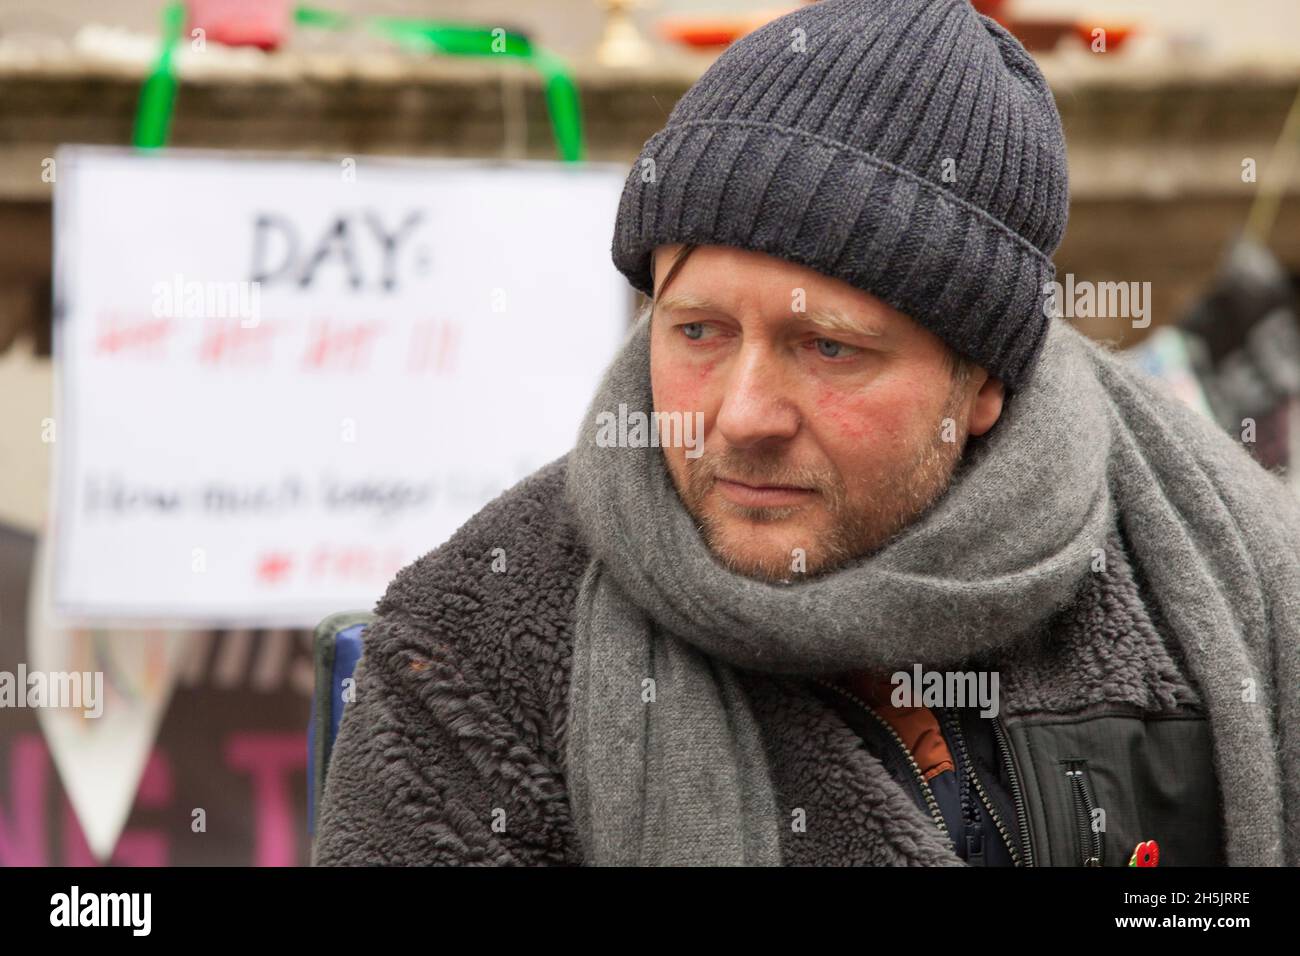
[596,0,655,67]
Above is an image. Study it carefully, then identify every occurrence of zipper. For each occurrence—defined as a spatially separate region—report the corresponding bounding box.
[990,713,1036,867]
[938,707,1023,867]
[812,678,955,851]
[1065,759,1104,866]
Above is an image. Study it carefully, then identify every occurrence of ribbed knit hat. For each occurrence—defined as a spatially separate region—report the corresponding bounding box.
[611,0,1070,389]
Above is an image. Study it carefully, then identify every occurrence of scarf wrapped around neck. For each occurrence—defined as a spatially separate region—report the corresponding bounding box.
[564,313,1300,866]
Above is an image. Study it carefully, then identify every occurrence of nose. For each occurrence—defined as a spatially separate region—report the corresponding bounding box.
[714,342,800,450]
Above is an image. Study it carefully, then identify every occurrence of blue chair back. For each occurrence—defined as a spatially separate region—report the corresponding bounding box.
[308,611,374,834]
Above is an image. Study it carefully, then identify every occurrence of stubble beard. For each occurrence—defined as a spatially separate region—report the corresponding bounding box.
[674,399,970,582]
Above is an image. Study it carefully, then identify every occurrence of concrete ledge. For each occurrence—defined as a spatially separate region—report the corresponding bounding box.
[2,47,1299,354]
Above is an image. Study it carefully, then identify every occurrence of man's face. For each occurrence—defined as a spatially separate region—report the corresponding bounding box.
[650,243,1002,582]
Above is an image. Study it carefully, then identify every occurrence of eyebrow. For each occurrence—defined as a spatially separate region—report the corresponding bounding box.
[802,307,885,338]
[655,292,885,338]
[653,292,721,317]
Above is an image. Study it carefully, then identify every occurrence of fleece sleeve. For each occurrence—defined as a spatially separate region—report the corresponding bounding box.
[310,612,573,866]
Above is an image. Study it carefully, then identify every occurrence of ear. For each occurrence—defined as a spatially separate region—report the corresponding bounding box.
[967,372,1005,438]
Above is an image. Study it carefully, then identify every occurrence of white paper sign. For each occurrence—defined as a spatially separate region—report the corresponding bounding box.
[52,147,630,625]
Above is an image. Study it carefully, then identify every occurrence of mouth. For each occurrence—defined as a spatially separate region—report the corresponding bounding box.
[713,476,818,509]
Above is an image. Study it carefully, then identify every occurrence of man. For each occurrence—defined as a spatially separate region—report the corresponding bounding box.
[314,0,1300,866]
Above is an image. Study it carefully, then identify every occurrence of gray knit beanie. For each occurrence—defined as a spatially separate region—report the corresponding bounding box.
[611,0,1069,389]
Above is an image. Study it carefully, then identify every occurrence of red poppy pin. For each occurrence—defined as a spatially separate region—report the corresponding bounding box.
[1128,840,1159,867]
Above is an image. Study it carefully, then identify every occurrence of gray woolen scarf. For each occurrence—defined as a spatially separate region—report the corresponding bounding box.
[564,313,1300,866]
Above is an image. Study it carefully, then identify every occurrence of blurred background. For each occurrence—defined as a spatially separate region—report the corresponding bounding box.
[1,0,1299,866]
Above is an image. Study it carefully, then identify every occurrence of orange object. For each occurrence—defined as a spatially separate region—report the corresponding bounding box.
[1007,18,1074,52]
[659,7,800,49]
[838,671,956,782]
[1073,23,1136,53]
[970,0,1009,25]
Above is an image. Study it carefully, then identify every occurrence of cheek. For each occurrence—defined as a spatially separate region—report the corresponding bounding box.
[651,341,725,475]
[652,349,723,418]
[810,384,884,444]
[808,381,929,466]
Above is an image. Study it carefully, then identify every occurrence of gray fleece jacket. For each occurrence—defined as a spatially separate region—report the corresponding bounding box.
[312,456,1219,866]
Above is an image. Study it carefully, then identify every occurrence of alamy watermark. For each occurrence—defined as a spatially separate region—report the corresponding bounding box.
[595,403,705,459]
[0,664,103,718]
[50,886,150,935]
[152,272,262,327]
[1042,274,1151,328]
[890,664,1000,718]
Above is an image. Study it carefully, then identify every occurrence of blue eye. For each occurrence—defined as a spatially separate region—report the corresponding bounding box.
[681,322,705,340]
[815,338,844,357]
